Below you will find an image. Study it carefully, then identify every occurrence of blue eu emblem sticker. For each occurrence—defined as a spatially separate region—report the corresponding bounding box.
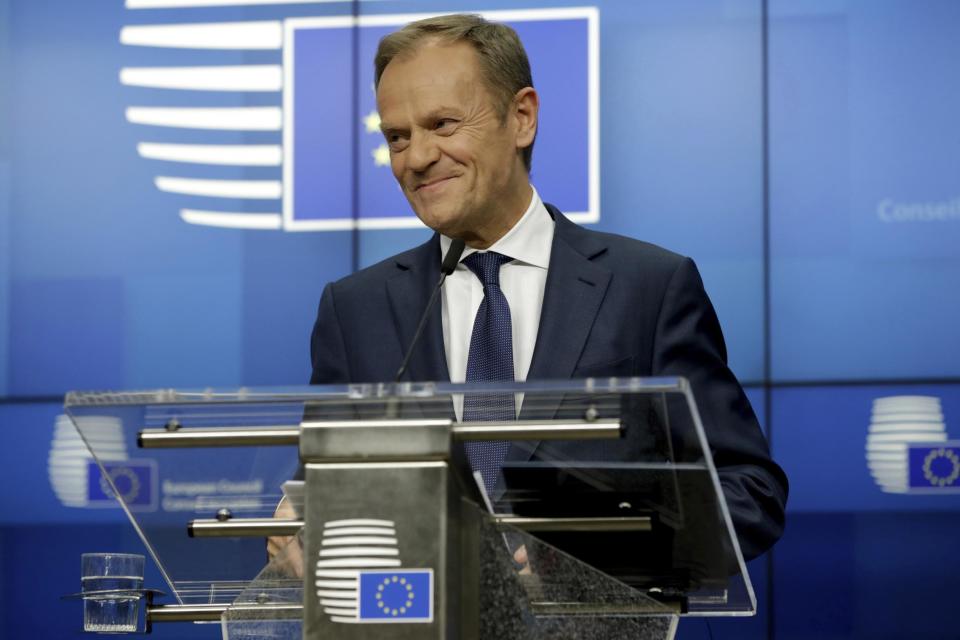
[908,442,960,492]
[87,460,157,510]
[358,570,433,623]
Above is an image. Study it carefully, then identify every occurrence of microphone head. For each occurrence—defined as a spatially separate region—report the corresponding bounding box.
[441,238,466,275]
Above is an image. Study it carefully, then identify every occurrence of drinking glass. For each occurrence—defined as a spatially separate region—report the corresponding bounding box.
[81,553,145,632]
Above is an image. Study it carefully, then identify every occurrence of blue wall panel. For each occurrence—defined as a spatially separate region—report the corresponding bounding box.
[10,278,125,394]
[774,512,960,640]
[595,0,765,383]
[0,0,11,398]
[240,231,353,386]
[0,163,10,398]
[769,1,960,381]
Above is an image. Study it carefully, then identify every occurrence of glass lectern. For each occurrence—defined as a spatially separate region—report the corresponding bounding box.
[64,377,755,640]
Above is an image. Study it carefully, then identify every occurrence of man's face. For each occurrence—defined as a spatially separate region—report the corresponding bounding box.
[376,41,532,242]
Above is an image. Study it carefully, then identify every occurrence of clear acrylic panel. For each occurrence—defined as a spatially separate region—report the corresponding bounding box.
[64,378,754,631]
[221,537,303,640]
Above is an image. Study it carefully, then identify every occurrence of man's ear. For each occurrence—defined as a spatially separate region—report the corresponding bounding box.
[512,87,539,151]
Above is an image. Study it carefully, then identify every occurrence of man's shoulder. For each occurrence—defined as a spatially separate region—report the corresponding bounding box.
[326,234,435,294]
[549,204,688,275]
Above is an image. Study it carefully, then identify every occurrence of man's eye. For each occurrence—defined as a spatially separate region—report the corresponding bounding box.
[386,133,408,151]
[435,119,456,131]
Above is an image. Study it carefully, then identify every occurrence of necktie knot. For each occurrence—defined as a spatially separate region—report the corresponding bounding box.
[462,251,511,289]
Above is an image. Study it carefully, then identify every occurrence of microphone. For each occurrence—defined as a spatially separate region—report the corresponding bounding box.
[394,238,466,382]
[440,238,466,276]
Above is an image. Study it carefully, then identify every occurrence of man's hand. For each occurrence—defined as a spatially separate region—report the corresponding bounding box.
[513,544,532,575]
[267,497,304,578]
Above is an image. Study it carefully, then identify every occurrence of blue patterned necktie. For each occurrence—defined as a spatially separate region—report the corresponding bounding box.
[462,251,515,495]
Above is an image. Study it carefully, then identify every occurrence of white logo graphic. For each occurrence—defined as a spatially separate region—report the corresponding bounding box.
[315,518,401,623]
[48,414,128,507]
[866,396,948,493]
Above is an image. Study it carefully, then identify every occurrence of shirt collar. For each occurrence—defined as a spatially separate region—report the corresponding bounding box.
[439,186,554,270]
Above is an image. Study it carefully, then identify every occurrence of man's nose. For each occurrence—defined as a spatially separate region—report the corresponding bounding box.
[406,131,440,173]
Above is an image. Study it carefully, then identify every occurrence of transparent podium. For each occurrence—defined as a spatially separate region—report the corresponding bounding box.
[63,377,755,639]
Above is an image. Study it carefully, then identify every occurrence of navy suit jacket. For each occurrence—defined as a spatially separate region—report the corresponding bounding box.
[310,205,787,560]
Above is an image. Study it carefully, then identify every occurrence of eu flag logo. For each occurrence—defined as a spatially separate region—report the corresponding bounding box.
[285,9,597,231]
[908,442,960,492]
[358,570,433,623]
[87,460,158,509]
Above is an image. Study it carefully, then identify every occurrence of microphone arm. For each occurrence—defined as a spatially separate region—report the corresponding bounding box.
[394,238,466,383]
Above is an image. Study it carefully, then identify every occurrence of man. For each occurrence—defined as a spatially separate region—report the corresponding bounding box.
[308,14,787,561]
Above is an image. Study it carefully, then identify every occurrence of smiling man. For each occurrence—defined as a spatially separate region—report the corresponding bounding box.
[376,36,537,248]
[309,14,787,561]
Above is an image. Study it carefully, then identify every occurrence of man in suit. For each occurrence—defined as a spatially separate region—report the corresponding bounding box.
[307,14,787,562]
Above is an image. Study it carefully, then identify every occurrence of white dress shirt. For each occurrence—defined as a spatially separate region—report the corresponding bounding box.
[440,187,556,419]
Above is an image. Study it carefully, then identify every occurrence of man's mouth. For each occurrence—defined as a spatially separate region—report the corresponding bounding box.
[415,176,456,192]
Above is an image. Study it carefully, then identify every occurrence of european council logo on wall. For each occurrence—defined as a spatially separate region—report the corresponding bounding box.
[314,518,433,624]
[120,3,599,231]
[866,396,960,494]
[48,414,158,510]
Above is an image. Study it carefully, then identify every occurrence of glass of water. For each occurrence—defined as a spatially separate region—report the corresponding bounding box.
[81,553,145,632]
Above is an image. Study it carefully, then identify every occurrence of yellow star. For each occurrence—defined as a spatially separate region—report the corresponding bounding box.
[372,143,391,167]
[363,110,381,134]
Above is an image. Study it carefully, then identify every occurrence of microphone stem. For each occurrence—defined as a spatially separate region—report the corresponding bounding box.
[394,272,448,383]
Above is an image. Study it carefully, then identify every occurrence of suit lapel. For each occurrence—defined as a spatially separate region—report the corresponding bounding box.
[525,210,612,386]
[386,235,451,383]
[511,209,611,460]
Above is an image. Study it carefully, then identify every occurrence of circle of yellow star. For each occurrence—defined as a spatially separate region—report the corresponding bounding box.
[374,574,421,617]
[923,447,960,487]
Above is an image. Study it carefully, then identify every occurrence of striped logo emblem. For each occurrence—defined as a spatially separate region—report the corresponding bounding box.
[313,518,433,624]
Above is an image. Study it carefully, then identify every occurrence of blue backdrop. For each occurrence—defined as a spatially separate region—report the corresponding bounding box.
[2,1,959,638]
